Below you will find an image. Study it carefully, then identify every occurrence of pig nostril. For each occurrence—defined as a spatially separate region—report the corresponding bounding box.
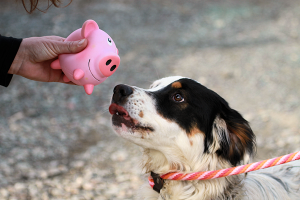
[110,65,117,71]
[106,59,112,65]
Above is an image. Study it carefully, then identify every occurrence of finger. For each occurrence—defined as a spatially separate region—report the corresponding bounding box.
[43,36,66,42]
[57,72,76,85]
[65,82,76,85]
[54,39,88,55]
[63,75,71,82]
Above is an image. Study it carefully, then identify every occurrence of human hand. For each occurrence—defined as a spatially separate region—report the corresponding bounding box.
[8,36,88,83]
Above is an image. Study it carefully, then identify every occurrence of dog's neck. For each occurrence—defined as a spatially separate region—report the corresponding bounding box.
[141,147,244,200]
[142,133,235,174]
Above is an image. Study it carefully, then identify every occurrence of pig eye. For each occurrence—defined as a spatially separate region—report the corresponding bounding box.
[107,38,112,46]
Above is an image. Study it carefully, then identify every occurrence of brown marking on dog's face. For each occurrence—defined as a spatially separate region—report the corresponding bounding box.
[139,111,144,118]
[178,103,188,110]
[171,81,182,89]
[188,126,203,138]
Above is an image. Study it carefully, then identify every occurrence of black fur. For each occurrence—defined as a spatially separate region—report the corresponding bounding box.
[149,78,256,166]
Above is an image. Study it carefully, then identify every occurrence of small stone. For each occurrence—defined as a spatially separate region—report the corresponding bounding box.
[0,189,9,197]
[111,151,128,161]
[51,188,62,197]
[74,177,83,188]
[28,184,38,196]
[39,171,48,179]
[82,182,94,191]
[14,183,26,191]
[70,160,85,168]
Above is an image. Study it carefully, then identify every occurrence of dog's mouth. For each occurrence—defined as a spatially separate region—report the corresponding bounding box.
[109,103,154,132]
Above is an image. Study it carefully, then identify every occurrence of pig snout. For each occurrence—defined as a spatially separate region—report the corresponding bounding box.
[99,54,120,77]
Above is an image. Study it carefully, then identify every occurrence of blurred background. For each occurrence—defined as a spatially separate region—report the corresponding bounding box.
[1,0,300,199]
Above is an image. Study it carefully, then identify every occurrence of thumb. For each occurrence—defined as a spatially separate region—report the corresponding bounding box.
[56,38,88,54]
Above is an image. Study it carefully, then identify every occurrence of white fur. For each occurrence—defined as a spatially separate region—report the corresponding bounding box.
[111,76,300,200]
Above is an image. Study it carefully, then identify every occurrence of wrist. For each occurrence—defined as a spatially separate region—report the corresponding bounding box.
[8,39,26,75]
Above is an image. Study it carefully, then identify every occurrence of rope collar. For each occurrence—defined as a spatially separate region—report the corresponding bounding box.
[149,151,300,193]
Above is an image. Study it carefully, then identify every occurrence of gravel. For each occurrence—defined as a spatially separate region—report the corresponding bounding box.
[1,0,300,199]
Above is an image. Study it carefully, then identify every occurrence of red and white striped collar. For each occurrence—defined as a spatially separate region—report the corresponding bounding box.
[148,151,300,193]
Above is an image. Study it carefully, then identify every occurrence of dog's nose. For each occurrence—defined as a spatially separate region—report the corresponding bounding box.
[112,84,133,103]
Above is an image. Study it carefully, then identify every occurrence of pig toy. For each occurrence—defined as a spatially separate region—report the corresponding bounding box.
[51,19,120,95]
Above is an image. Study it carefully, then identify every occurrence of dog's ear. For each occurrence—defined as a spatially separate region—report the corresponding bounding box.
[212,103,256,166]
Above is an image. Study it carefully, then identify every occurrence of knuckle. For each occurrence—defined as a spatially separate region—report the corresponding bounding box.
[67,41,75,53]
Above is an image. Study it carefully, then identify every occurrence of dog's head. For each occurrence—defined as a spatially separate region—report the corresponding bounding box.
[109,76,255,173]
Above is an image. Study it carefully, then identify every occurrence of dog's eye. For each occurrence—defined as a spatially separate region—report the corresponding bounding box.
[173,93,184,102]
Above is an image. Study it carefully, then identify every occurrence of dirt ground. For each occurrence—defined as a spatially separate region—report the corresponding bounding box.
[0,0,300,199]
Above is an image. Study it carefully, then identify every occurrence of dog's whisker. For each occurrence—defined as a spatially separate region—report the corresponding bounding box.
[98,108,109,115]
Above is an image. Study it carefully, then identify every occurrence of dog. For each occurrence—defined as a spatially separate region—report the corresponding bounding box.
[109,76,300,200]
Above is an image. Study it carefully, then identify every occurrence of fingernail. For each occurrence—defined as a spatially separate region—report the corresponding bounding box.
[78,39,86,47]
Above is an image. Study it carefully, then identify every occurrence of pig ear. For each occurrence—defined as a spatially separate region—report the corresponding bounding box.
[81,20,99,38]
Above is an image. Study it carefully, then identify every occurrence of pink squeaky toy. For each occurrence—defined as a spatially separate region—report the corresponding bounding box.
[51,19,120,95]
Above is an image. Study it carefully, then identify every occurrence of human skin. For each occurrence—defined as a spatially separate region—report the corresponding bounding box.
[8,36,87,83]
